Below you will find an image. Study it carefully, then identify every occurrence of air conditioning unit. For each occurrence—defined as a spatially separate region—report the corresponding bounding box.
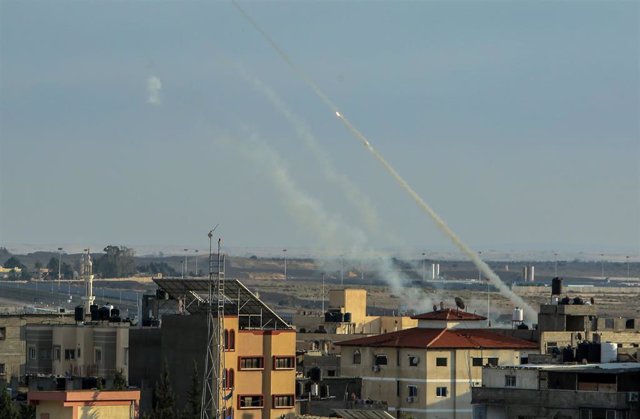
[371,365,380,372]
[406,397,415,403]
[628,392,639,402]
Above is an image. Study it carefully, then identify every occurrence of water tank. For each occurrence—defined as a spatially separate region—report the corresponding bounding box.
[344,312,352,323]
[560,297,571,305]
[512,308,524,322]
[111,308,120,317]
[573,297,584,305]
[562,347,575,362]
[90,305,99,321]
[601,342,618,363]
[98,306,110,321]
[587,343,601,363]
[310,383,319,397]
[551,277,563,295]
[74,305,85,322]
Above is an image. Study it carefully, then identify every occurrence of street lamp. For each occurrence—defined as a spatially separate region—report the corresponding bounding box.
[627,256,630,279]
[554,252,558,276]
[184,249,189,278]
[600,253,605,279]
[283,249,287,280]
[195,250,199,277]
[57,247,63,287]
[422,252,426,282]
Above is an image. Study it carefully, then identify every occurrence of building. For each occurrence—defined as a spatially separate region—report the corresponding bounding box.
[0,312,75,385]
[28,389,140,419]
[536,280,640,359]
[293,289,418,335]
[337,308,539,419]
[471,362,640,419]
[130,278,296,419]
[25,321,130,379]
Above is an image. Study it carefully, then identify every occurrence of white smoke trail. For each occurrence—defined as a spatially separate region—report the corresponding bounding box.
[216,132,432,309]
[231,0,537,321]
[147,75,162,105]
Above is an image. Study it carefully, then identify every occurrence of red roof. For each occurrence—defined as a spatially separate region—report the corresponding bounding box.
[411,308,487,321]
[336,327,537,350]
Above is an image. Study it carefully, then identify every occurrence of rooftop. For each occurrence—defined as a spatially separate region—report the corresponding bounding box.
[153,277,291,330]
[411,308,487,321]
[487,362,640,374]
[336,327,538,349]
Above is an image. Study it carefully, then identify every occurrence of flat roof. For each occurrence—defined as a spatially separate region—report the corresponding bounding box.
[488,362,640,374]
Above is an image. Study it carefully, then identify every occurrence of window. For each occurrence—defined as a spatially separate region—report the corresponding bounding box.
[64,349,75,360]
[327,369,336,377]
[487,357,499,366]
[0,363,5,375]
[238,395,263,409]
[407,385,418,397]
[95,348,102,363]
[77,348,81,358]
[353,350,361,364]
[0,327,6,340]
[625,319,635,329]
[224,329,236,351]
[273,356,295,370]
[239,357,264,370]
[223,368,235,389]
[273,395,294,408]
[374,355,388,366]
[409,356,420,366]
[53,346,61,361]
[505,375,516,387]
[436,357,447,367]
[436,387,448,397]
[28,346,36,360]
[472,357,483,367]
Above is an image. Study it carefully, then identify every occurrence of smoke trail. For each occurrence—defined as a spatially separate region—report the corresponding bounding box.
[216,132,432,309]
[231,0,537,321]
[226,61,387,240]
[147,75,162,105]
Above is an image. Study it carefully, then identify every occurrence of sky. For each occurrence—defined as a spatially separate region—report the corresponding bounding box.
[1,1,639,257]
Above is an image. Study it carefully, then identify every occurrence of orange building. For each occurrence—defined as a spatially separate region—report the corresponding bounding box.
[28,390,140,419]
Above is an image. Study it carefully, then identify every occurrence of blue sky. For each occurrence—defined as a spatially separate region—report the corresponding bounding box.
[1,1,638,256]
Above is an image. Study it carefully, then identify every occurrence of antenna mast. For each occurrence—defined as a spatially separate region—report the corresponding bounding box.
[201,226,226,419]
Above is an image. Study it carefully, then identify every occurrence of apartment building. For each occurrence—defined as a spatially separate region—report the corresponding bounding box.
[337,308,538,419]
[130,278,296,419]
[471,363,640,419]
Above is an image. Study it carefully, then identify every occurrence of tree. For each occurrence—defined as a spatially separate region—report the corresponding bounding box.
[34,260,43,270]
[3,257,24,270]
[18,403,35,419]
[94,246,136,278]
[0,386,18,419]
[112,369,127,391]
[153,360,176,419]
[182,361,201,419]
[137,262,177,277]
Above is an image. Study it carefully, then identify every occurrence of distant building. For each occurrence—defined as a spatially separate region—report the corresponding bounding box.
[293,289,417,335]
[471,363,640,419]
[28,389,140,419]
[336,307,538,419]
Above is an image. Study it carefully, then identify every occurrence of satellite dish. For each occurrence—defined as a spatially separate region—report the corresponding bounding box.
[454,297,465,310]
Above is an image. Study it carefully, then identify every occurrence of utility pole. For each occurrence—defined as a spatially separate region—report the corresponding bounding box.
[601,253,605,278]
[321,273,325,313]
[627,256,630,279]
[554,252,558,276]
[422,252,426,282]
[283,249,287,280]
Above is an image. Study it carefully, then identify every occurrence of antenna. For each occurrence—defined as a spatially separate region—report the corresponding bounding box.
[201,225,225,419]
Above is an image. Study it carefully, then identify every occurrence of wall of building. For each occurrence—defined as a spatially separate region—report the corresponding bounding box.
[78,404,132,419]
[481,368,539,390]
[35,400,73,419]
[340,346,537,419]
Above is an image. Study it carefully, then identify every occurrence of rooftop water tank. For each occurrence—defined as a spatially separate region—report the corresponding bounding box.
[512,308,524,322]
[601,342,618,363]
[552,277,563,295]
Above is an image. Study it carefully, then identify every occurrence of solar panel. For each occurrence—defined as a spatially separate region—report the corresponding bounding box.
[153,278,291,330]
